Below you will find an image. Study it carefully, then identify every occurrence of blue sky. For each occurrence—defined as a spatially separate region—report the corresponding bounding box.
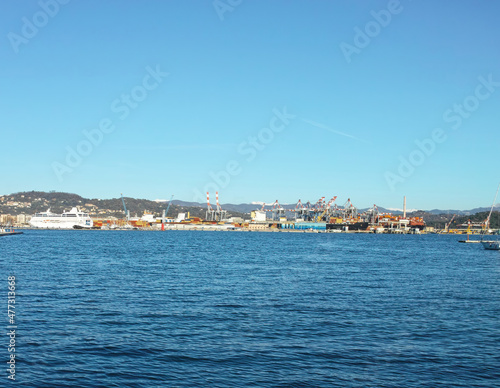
[1,0,499,210]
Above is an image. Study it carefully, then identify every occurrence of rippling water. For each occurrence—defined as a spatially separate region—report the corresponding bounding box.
[1,230,499,387]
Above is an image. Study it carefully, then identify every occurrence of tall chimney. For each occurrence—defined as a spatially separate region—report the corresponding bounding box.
[403,196,407,218]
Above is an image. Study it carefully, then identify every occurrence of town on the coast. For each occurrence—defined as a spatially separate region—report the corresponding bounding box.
[1,191,499,235]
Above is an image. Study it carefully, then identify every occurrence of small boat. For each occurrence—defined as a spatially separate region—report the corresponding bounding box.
[481,240,500,250]
[0,227,23,237]
[480,182,500,250]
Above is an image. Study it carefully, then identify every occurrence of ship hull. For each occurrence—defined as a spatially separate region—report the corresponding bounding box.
[327,222,369,231]
[481,241,500,250]
[0,231,23,236]
[30,220,93,229]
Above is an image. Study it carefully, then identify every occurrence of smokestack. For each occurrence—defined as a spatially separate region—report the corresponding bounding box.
[403,196,407,218]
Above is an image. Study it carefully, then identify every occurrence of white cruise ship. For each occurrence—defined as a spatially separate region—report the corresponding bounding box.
[30,207,93,229]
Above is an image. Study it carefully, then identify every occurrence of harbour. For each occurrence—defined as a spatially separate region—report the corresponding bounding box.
[1,192,498,237]
[5,193,495,237]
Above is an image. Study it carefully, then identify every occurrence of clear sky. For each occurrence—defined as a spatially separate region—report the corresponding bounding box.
[1,0,499,210]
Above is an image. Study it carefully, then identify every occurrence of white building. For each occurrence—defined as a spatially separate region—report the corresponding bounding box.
[251,211,267,222]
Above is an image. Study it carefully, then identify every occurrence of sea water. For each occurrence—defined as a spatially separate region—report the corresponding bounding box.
[1,230,499,387]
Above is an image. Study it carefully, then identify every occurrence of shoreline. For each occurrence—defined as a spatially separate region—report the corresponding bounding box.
[10,226,493,235]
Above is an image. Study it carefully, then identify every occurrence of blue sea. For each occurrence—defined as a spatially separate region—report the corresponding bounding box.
[1,230,499,387]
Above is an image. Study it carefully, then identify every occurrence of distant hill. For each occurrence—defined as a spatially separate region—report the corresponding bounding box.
[0,191,247,220]
[421,211,500,229]
[425,205,499,215]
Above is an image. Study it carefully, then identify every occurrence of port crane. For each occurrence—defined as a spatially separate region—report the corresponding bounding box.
[343,198,358,219]
[294,199,306,221]
[270,200,285,221]
[121,193,130,221]
[324,196,338,220]
[361,204,379,225]
[309,197,325,221]
[214,192,228,221]
[314,196,338,222]
[303,201,313,221]
[444,214,456,233]
[162,195,174,222]
[206,192,216,221]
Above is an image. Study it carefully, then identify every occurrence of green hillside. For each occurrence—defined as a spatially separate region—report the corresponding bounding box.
[0,191,246,220]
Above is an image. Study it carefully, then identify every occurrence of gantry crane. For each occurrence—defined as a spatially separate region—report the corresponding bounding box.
[271,200,286,221]
[214,192,227,221]
[206,192,216,221]
[294,199,306,221]
[121,193,130,221]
